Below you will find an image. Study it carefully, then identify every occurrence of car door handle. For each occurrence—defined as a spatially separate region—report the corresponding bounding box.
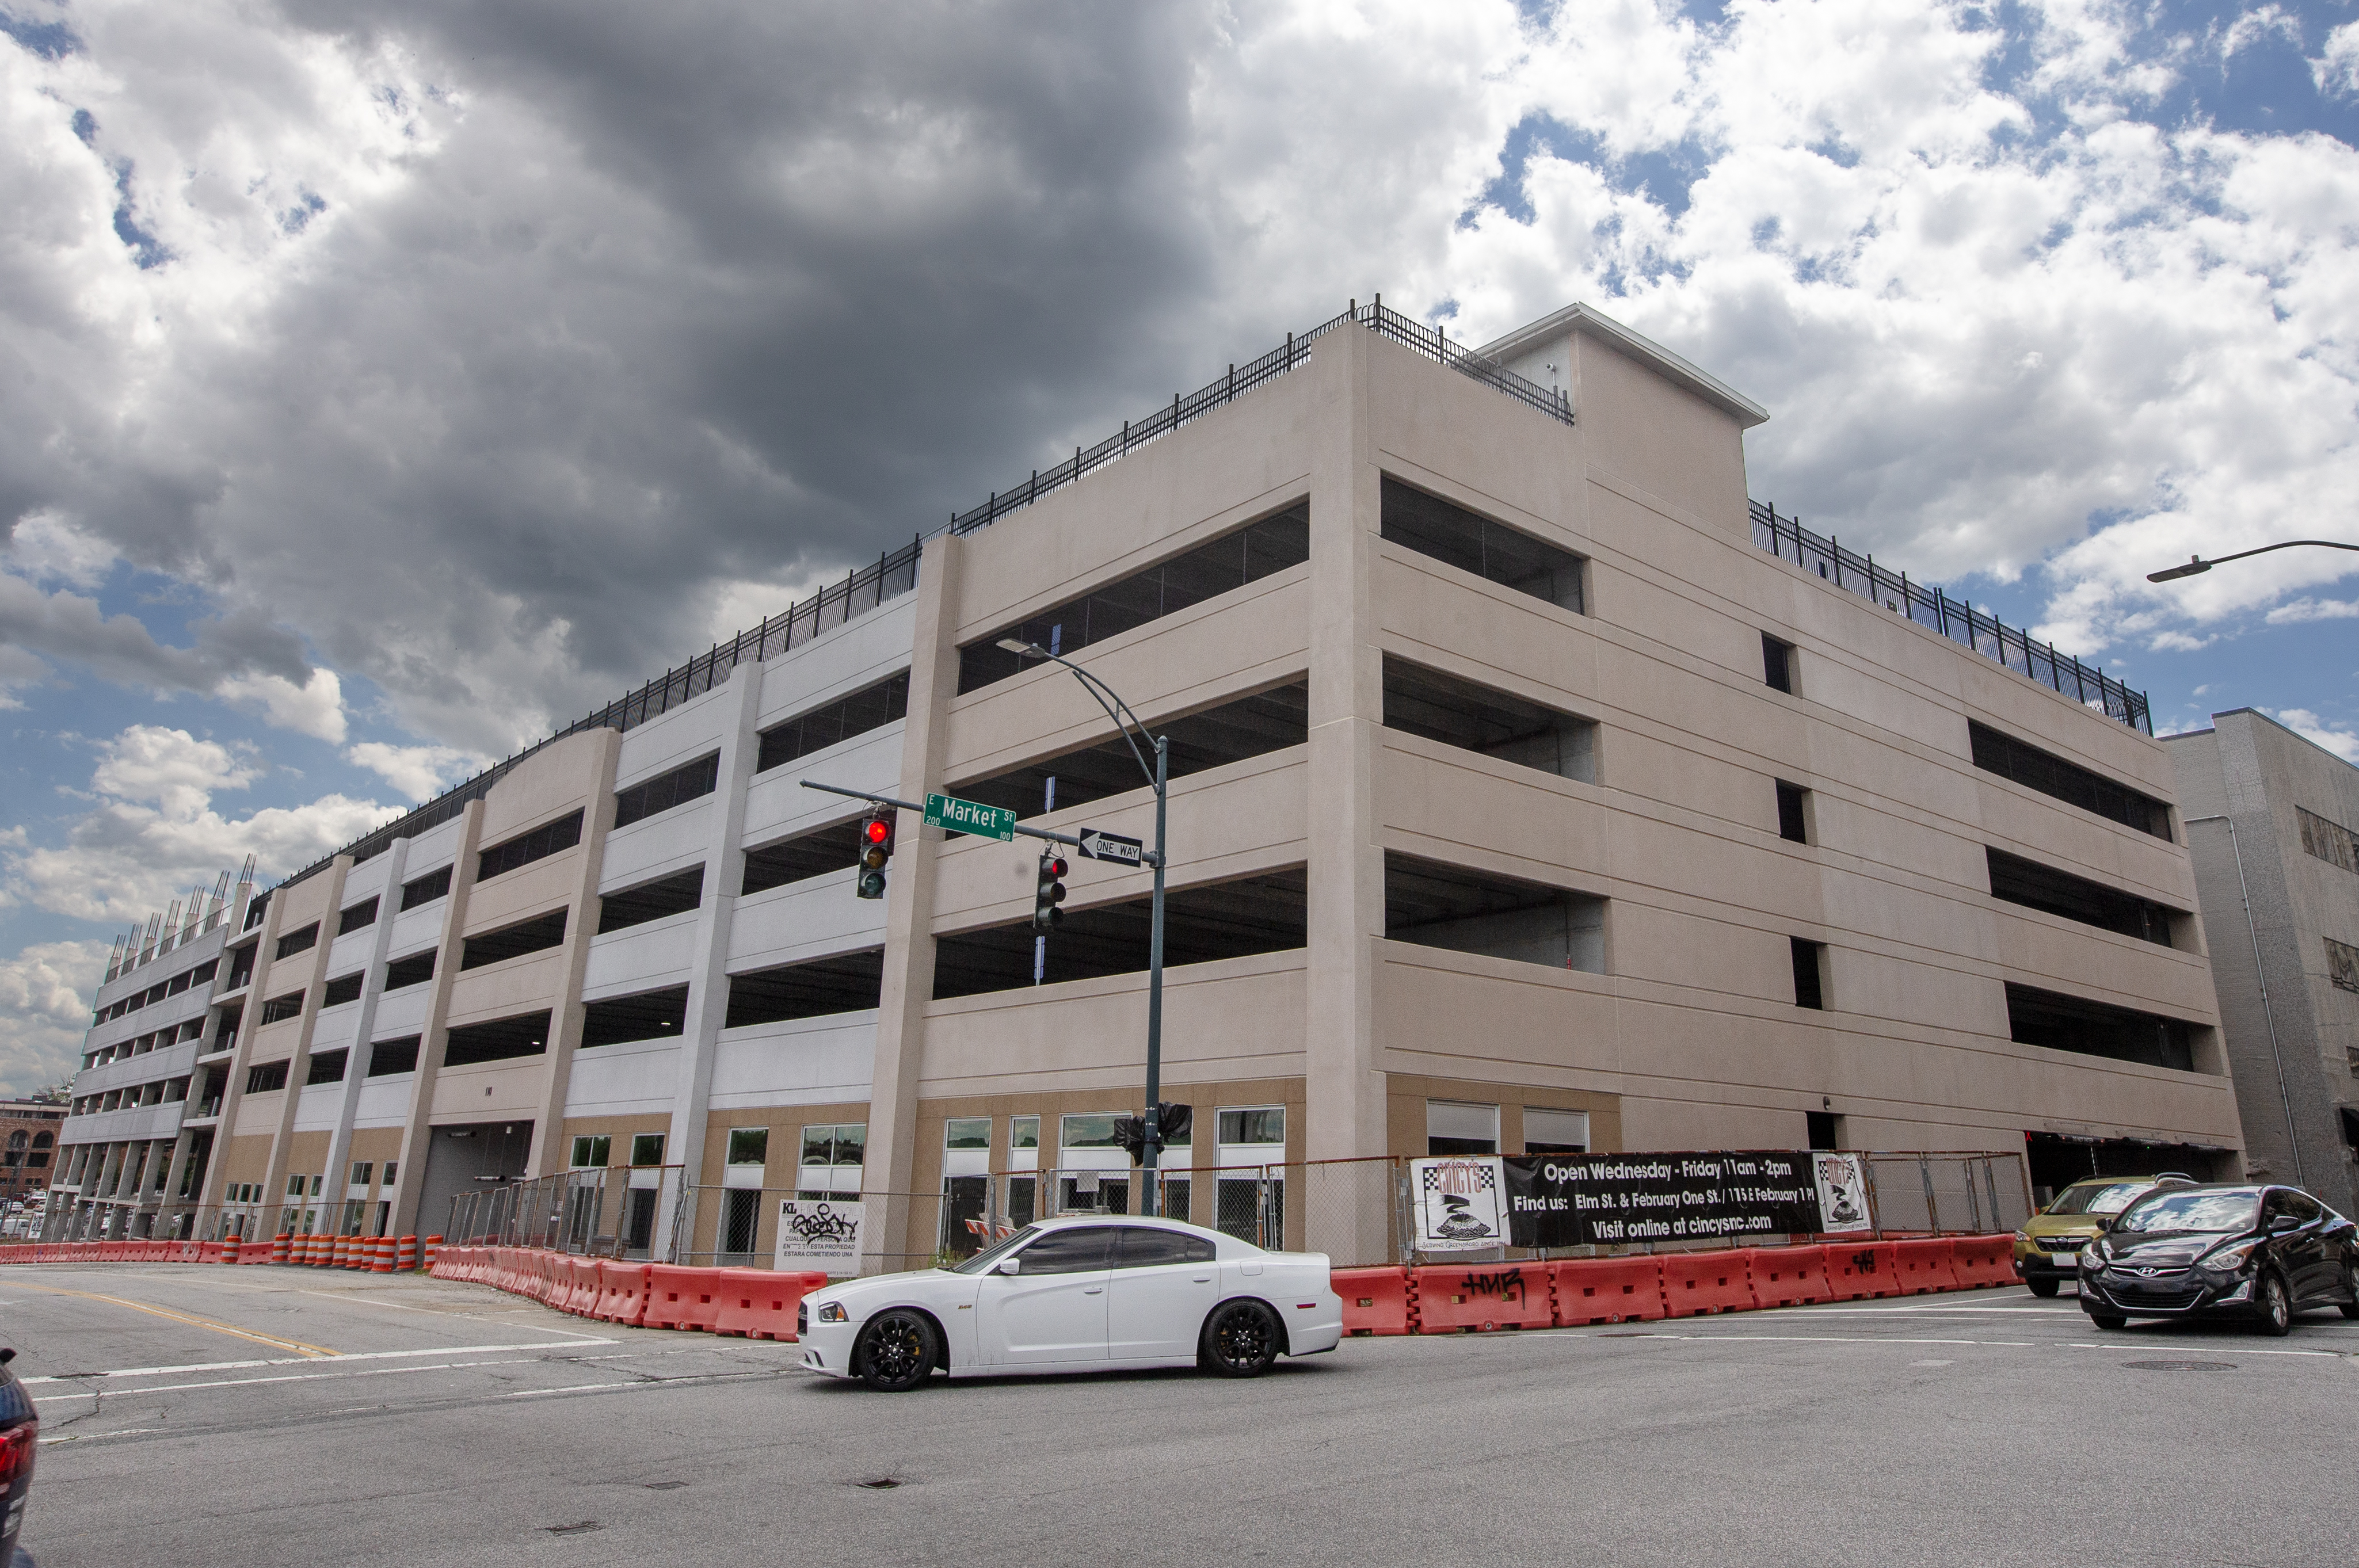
[1192,1276,1211,1283]
[1084,1287,1103,1295]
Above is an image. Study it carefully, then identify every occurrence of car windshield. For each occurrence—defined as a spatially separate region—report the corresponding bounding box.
[2113,1191,2259,1235]
[949,1225,1040,1275]
[2045,1182,2148,1216]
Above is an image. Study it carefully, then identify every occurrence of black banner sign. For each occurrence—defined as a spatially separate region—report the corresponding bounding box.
[1500,1150,1824,1248]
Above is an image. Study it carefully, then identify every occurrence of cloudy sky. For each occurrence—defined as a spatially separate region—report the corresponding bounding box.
[2,0,2356,1092]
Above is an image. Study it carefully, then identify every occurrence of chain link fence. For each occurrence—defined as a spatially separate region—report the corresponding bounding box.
[442,1166,685,1260]
[406,1148,2034,1276]
[1857,1153,2033,1238]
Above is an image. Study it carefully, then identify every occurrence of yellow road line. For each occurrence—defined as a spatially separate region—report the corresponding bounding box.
[14,1282,337,1358]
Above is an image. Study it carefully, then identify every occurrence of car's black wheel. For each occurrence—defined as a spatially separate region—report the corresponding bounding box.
[857,1309,938,1391]
[2089,1313,2127,1331]
[2339,1264,2359,1321]
[1200,1299,1282,1378]
[2026,1277,2060,1299]
[2256,1272,2292,1338]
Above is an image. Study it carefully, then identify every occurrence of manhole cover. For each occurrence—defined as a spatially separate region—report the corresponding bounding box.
[545,1521,603,1536]
[855,1478,902,1490]
[2122,1360,2235,1372]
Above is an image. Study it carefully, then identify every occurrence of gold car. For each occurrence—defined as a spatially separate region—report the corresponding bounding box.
[2014,1176,2196,1296]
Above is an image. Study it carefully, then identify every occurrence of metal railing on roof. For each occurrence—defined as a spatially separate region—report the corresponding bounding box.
[948,296,1572,537]
[1750,501,2152,734]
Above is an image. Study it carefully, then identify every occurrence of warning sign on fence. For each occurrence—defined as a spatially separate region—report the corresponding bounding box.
[775,1197,864,1276]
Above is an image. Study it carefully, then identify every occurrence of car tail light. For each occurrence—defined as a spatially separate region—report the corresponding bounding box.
[0,1421,36,1487]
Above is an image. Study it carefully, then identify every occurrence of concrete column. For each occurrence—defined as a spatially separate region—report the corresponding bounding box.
[159,1128,197,1235]
[863,532,965,1273]
[254,857,355,1231]
[658,662,768,1260]
[318,837,411,1230]
[1301,323,1390,1262]
[522,725,623,1181]
[199,891,284,1225]
[386,800,487,1238]
[2208,716,2342,1200]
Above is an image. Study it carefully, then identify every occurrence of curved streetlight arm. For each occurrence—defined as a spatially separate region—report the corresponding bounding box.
[2148,539,2359,583]
[998,640,1158,790]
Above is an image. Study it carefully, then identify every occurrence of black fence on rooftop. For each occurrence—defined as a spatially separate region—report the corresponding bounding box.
[947,297,1573,537]
[1750,500,2151,734]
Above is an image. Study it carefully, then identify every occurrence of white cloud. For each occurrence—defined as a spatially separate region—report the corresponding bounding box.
[218,666,346,743]
[346,740,487,803]
[2274,707,2359,763]
[2221,6,2302,65]
[5,510,119,590]
[2,724,396,921]
[0,937,111,1096]
[87,724,260,814]
[2313,19,2359,97]
[2265,596,2359,624]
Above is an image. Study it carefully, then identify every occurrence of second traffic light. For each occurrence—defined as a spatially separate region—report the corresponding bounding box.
[1032,850,1068,930]
[855,810,894,899]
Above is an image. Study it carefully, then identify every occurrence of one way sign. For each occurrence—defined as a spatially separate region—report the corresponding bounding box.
[1074,828,1144,865]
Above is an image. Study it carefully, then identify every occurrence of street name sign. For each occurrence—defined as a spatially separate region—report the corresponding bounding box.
[924,792,1017,841]
[1074,828,1144,864]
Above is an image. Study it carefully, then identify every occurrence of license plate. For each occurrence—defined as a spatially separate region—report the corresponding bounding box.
[2052,1250,2084,1266]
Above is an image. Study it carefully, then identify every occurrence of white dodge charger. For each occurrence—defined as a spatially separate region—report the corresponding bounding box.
[797,1215,1344,1390]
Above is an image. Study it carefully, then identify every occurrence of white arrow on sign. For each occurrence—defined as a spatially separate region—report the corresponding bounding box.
[1074,828,1144,864]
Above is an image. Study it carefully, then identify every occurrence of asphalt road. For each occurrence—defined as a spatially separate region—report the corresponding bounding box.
[4,1263,2356,1567]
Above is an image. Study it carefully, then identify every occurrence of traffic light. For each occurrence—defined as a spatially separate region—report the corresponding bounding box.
[1032,850,1067,930]
[1112,1103,1191,1165]
[855,810,894,899]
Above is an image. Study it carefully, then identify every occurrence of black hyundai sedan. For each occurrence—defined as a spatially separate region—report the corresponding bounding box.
[2079,1184,2359,1335]
[1,1346,34,1563]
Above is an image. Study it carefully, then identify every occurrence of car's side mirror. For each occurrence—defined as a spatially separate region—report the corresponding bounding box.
[2269,1214,2301,1234]
[995,1255,1021,1275]
[0,1347,13,1365]
[2094,1216,2114,1232]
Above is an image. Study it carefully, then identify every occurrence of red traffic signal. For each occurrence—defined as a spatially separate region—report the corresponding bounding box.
[856,810,895,899]
[1033,850,1068,930]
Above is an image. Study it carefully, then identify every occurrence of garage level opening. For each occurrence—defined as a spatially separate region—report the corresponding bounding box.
[931,869,1308,999]
[1382,656,1596,784]
[1385,852,1605,973]
[950,680,1308,821]
[2005,984,2202,1072]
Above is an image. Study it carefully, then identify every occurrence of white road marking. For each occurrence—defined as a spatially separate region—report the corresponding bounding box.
[1792,1305,2083,1315]
[1584,1331,2339,1357]
[36,1358,543,1399]
[503,1382,640,1397]
[19,1338,615,1385]
[39,1428,166,1446]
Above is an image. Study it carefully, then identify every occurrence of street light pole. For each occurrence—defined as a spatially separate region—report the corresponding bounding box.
[996,639,1171,1215]
[2147,539,2359,582]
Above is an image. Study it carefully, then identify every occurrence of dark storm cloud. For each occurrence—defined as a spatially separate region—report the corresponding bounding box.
[9,1,1228,747]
